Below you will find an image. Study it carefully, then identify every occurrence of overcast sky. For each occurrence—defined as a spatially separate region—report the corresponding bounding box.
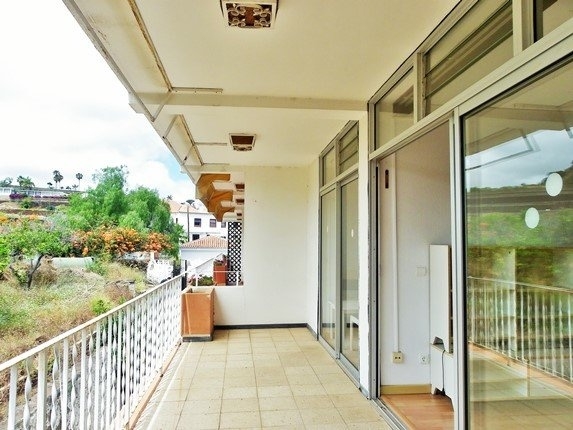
[0,0,195,202]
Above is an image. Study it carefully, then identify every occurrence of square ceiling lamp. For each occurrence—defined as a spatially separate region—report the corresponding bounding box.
[221,1,278,29]
[230,134,256,151]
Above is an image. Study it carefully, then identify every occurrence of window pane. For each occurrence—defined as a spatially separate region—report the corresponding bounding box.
[323,147,336,185]
[535,0,573,40]
[339,124,359,173]
[427,0,510,70]
[425,0,512,114]
[320,190,337,348]
[464,60,573,428]
[375,69,415,150]
[341,179,359,369]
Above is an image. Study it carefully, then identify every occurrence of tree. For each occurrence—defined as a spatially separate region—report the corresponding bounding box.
[124,186,171,232]
[16,176,35,189]
[4,218,70,288]
[66,166,184,258]
[75,172,83,189]
[53,170,63,189]
[66,166,129,230]
[0,177,12,187]
[47,182,53,189]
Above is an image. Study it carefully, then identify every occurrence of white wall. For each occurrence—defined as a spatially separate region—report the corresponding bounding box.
[180,248,225,268]
[380,124,451,386]
[213,165,311,326]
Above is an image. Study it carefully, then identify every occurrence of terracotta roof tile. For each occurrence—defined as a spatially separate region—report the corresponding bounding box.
[165,199,202,214]
[181,235,228,249]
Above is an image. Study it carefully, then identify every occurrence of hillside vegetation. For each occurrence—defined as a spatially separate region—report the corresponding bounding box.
[0,260,146,363]
[0,166,186,363]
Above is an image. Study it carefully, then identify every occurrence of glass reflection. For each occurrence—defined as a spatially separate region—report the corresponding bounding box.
[464,60,573,428]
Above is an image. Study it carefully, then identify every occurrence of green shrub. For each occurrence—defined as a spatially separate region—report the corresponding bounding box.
[19,197,34,209]
[0,237,9,277]
[91,298,112,316]
[10,263,29,286]
[197,275,214,286]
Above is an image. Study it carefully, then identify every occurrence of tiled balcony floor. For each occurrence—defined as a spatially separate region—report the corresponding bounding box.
[135,328,391,429]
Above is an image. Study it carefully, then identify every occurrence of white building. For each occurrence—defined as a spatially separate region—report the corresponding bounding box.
[166,199,228,241]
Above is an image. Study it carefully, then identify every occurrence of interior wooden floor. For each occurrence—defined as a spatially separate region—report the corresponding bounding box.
[381,393,454,430]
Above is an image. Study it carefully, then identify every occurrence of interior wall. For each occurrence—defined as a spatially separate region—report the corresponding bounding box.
[213,165,310,326]
[380,124,451,386]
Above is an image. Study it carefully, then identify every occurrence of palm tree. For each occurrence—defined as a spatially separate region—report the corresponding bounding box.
[53,170,63,189]
[75,172,83,189]
[47,182,53,188]
[16,175,35,189]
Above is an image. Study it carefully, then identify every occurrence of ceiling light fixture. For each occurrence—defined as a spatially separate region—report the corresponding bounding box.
[220,1,278,29]
[229,134,256,151]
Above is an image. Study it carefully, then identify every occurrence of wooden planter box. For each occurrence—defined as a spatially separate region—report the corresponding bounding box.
[181,287,214,341]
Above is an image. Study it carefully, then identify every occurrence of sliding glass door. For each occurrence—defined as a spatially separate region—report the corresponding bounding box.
[319,178,359,371]
[463,58,573,428]
[319,123,359,374]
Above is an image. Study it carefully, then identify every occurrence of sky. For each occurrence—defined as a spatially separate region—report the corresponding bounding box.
[0,0,196,202]
[466,130,573,189]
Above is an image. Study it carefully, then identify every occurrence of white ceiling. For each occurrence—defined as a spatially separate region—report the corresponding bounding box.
[65,0,460,179]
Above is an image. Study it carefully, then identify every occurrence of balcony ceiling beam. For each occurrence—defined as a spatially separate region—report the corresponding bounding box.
[138,92,365,115]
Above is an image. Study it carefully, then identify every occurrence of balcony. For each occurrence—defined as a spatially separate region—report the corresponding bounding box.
[4,273,573,429]
[134,328,387,429]
[0,275,387,429]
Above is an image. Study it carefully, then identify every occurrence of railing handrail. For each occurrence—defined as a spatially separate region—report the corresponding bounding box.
[206,269,242,275]
[0,272,188,372]
[468,276,573,295]
[191,268,242,286]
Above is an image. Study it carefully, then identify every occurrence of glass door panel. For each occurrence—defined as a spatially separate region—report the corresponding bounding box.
[320,189,337,348]
[341,178,359,368]
[463,59,573,428]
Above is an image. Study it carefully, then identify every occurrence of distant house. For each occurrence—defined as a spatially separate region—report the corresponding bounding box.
[166,199,227,241]
[180,235,228,278]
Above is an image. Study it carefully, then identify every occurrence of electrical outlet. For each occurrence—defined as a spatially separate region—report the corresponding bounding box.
[392,351,404,363]
[419,353,430,365]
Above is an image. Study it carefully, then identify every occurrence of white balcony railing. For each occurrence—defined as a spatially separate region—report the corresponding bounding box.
[468,277,573,383]
[0,275,183,430]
